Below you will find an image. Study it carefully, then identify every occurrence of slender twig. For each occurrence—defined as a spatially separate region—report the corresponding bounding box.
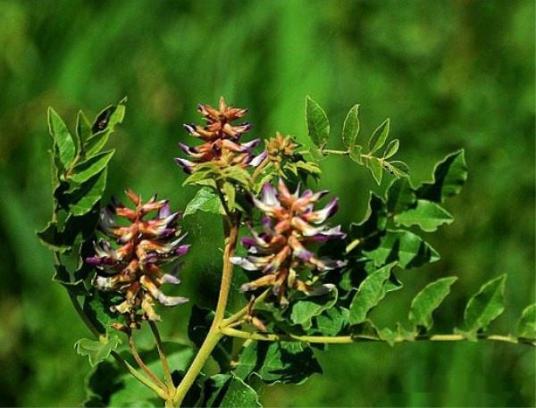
[128,336,167,390]
[221,289,270,327]
[220,327,534,347]
[112,352,168,399]
[149,321,174,391]
[173,215,241,406]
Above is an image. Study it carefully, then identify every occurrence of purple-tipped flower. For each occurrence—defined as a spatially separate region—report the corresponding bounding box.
[231,179,346,305]
[85,189,189,330]
[175,97,266,173]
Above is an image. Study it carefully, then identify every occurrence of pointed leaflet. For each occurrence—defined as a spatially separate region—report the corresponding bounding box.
[416,149,467,203]
[76,110,92,154]
[516,304,536,339]
[462,274,507,333]
[315,306,350,336]
[409,277,458,332]
[219,375,261,408]
[348,263,396,325]
[84,100,126,157]
[368,118,390,153]
[383,139,399,159]
[395,200,453,232]
[364,230,439,269]
[64,168,108,216]
[366,156,383,185]
[70,150,115,184]
[48,107,77,168]
[183,187,222,217]
[342,104,360,148]
[305,96,330,147]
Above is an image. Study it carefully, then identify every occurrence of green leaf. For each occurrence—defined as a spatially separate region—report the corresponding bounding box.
[368,118,390,153]
[416,149,468,203]
[342,104,360,148]
[184,187,222,217]
[386,160,410,178]
[36,221,72,253]
[348,193,388,247]
[305,96,330,147]
[220,375,261,408]
[70,150,115,184]
[364,229,440,269]
[394,199,453,232]
[349,145,363,164]
[315,306,350,336]
[386,177,416,214]
[234,341,322,385]
[383,139,399,159]
[409,277,458,332]
[84,101,126,157]
[74,335,120,367]
[366,156,383,185]
[348,263,396,325]
[64,168,107,216]
[76,110,92,153]
[48,107,76,168]
[290,288,338,330]
[516,304,536,339]
[462,274,507,333]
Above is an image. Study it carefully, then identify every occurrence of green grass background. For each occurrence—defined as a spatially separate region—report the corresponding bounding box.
[0,0,534,406]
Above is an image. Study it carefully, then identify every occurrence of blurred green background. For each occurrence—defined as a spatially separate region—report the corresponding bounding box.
[0,0,534,406]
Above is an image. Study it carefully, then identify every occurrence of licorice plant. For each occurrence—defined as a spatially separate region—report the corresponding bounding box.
[38,97,535,407]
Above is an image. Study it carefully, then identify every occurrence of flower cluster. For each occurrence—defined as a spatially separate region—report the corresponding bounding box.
[232,179,346,305]
[265,132,298,168]
[86,190,189,330]
[176,97,266,174]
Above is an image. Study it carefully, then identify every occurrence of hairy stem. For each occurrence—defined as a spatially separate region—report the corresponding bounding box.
[220,327,534,346]
[149,321,174,392]
[173,216,240,406]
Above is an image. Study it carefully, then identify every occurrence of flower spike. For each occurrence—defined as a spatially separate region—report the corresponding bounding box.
[85,190,189,330]
[232,179,346,305]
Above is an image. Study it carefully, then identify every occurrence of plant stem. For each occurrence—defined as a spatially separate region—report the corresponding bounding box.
[149,321,174,392]
[219,327,534,347]
[173,216,240,406]
[322,148,349,156]
[112,352,168,399]
[128,336,167,390]
[221,289,270,327]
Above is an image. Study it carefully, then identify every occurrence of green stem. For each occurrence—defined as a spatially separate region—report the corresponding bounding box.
[128,336,167,390]
[221,289,270,327]
[220,327,534,347]
[149,321,175,392]
[113,352,168,399]
[173,217,240,406]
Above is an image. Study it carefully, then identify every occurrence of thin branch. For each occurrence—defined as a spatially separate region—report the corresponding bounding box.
[221,289,271,328]
[220,327,535,347]
[149,321,174,391]
[128,336,167,390]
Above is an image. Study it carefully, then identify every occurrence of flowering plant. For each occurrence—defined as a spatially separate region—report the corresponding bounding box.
[39,97,535,407]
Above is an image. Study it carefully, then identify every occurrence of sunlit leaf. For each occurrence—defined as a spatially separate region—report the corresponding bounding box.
[184,187,222,217]
[368,118,390,153]
[349,145,363,165]
[516,304,536,339]
[290,288,338,330]
[348,263,396,325]
[74,335,120,367]
[462,274,507,334]
[342,104,359,148]
[395,199,453,232]
[383,139,399,159]
[48,107,76,168]
[366,156,383,185]
[305,96,330,147]
[409,276,458,332]
[70,150,115,184]
[64,169,107,216]
[385,177,416,214]
[84,101,126,157]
